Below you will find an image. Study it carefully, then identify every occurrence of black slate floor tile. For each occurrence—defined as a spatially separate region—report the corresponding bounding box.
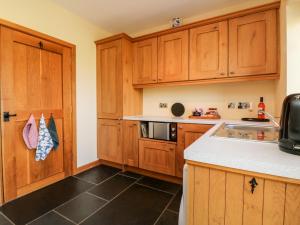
[81,184,172,225]
[55,192,107,223]
[1,177,92,225]
[75,165,121,184]
[0,213,13,225]
[155,210,178,225]
[28,211,74,225]
[88,175,136,200]
[137,176,181,194]
[119,171,143,179]
[168,189,182,212]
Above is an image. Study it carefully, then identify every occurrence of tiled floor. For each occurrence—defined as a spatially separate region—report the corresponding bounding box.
[0,165,182,225]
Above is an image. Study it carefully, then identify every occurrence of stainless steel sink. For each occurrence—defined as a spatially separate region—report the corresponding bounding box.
[212,123,279,143]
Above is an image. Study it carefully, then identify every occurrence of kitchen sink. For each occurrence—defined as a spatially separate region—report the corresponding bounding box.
[212,123,279,143]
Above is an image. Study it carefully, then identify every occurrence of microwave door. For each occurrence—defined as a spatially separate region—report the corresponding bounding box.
[153,123,170,140]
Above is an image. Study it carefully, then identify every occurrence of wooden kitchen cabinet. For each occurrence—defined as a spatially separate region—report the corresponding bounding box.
[229,10,277,77]
[187,162,300,225]
[133,38,158,84]
[123,120,139,167]
[176,124,213,177]
[139,139,176,176]
[158,30,189,82]
[98,119,123,164]
[189,21,228,80]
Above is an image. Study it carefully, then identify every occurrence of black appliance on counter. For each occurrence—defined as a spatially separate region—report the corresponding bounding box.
[279,94,300,155]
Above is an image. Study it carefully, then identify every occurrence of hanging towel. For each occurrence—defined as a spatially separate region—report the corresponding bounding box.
[48,114,59,150]
[22,114,38,149]
[36,114,54,161]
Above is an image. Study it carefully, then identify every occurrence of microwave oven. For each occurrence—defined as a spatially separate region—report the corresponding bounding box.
[147,122,177,142]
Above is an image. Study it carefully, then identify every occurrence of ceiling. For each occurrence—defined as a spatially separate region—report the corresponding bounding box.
[52,0,253,34]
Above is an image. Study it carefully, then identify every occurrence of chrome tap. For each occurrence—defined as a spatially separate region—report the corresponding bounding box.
[258,110,280,127]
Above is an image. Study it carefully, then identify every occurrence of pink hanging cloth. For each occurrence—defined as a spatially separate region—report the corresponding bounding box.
[22,114,38,149]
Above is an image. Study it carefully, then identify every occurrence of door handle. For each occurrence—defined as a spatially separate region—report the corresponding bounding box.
[3,112,17,122]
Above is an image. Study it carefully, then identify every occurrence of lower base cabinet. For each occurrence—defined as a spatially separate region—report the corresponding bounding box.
[123,120,139,167]
[139,139,176,176]
[98,119,123,164]
[187,162,300,225]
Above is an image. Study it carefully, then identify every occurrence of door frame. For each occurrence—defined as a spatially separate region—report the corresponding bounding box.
[0,19,77,205]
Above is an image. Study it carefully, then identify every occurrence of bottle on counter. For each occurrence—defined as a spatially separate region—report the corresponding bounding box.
[258,97,266,119]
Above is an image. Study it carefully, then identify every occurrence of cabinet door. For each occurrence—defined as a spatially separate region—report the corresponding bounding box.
[133,38,157,84]
[97,40,123,119]
[123,120,139,167]
[229,10,277,76]
[158,30,189,82]
[139,140,175,176]
[190,21,228,80]
[98,119,122,164]
[285,183,300,225]
[176,124,213,177]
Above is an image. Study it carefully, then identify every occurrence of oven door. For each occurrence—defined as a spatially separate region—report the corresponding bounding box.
[153,122,170,140]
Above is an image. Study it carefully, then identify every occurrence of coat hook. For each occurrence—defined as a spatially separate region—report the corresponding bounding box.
[39,41,44,49]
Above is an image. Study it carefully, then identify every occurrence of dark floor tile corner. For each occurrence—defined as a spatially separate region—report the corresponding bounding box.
[0,213,13,225]
[168,189,182,213]
[75,165,121,184]
[155,210,179,225]
[137,176,181,194]
[55,192,107,223]
[27,211,74,225]
[88,175,136,200]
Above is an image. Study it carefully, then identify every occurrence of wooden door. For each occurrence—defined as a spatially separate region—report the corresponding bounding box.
[229,10,277,76]
[285,183,300,225]
[133,38,158,84]
[190,21,228,80]
[123,120,139,167]
[139,139,175,176]
[158,30,189,82]
[98,119,122,164]
[176,124,213,177]
[97,40,123,119]
[0,27,73,202]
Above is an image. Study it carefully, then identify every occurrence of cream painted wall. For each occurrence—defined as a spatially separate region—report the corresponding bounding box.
[0,0,111,167]
[143,81,276,120]
[287,0,300,94]
[138,0,279,119]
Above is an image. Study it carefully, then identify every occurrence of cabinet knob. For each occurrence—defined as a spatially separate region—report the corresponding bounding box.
[220,72,225,76]
[230,71,235,75]
[249,177,258,194]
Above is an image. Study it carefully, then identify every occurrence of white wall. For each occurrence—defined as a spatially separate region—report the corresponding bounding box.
[287,0,300,95]
[0,0,111,167]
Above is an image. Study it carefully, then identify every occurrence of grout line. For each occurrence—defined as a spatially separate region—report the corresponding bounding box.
[53,210,77,225]
[85,191,109,202]
[153,188,182,225]
[135,183,177,196]
[117,171,142,180]
[0,211,16,225]
[166,208,179,215]
[78,176,143,224]
[72,176,98,185]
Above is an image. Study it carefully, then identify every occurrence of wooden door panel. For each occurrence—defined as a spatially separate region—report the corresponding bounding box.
[225,173,244,225]
[1,27,69,202]
[139,140,175,176]
[98,119,122,164]
[190,21,228,80]
[123,120,139,167]
[285,184,300,225]
[229,10,277,76]
[158,30,188,82]
[97,40,123,119]
[133,38,157,84]
[263,180,285,225]
[243,176,264,225]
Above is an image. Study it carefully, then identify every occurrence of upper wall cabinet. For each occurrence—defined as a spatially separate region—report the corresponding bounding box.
[229,10,277,77]
[133,38,158,84]
[189,21,228,80]
[158,30,189,82]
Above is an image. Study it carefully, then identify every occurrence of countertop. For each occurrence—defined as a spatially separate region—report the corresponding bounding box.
[124,115,300,180]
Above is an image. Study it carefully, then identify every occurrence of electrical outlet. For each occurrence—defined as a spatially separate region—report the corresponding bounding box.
[159,103,168,108]
[237,102,251,109]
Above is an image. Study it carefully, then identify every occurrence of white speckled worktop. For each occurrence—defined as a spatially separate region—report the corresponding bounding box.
[124,115,300,180]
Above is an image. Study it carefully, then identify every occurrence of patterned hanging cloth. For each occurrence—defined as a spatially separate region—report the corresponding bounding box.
[36,114,54,161]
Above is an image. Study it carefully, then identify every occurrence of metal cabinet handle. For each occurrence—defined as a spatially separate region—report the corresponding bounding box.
[249,177,258,194]
[3,112,17,122]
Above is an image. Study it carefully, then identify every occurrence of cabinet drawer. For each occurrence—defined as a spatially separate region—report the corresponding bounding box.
[139,140,176,176]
